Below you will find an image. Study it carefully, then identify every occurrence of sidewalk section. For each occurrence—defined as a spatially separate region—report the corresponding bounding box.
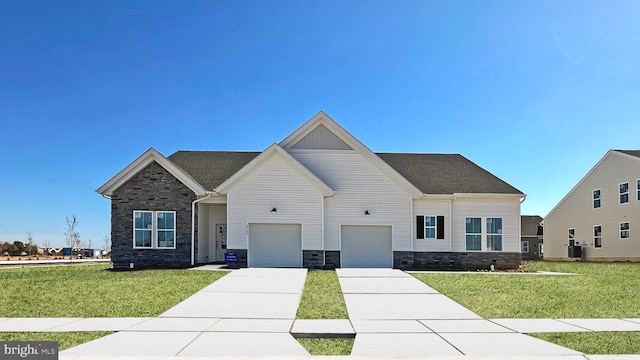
[336,268,582,357]
[61,268,309,357]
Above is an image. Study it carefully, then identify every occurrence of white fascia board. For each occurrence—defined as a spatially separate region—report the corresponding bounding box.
[96,148,207,197]
[280,111,424,198]
[419,194,455,200]
[452,193,525,202]
[215,143,335,196]
[544,150,618,221]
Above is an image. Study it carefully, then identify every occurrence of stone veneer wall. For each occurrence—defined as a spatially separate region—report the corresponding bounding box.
[302,250,341,269]
[393,251,521,271]
[111,161,196,270]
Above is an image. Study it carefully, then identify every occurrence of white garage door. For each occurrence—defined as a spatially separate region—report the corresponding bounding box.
[248,223,302,267]
[341,225,392,268]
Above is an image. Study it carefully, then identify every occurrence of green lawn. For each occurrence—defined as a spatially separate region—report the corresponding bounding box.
[0,264,227,317]
[296,270,348,319]
[531,332,640,355]
[297,338,354,355]
[413,261,640,318]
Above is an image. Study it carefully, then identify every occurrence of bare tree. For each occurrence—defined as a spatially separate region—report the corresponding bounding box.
[65,215,80,260]
[26,232,34,256]
[42,239,50,250]
[102,235,111,255]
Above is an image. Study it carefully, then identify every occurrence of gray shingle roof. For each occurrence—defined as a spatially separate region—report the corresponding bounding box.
[167,150,522,195]
[521,215,543,236]
[615,150,640,158]
[168,151,259,191]
[377,153,523,195]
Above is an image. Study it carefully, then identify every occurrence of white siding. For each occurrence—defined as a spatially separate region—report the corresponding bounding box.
[289,149,413,251]
[226,154,324,250]
[451,199,521,252]
[196,204,209,263]
[290,124,353,150]
[544,152,640,260]
[413,200,452,252]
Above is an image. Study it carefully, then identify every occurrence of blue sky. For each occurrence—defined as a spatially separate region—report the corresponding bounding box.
[1,1,639,248]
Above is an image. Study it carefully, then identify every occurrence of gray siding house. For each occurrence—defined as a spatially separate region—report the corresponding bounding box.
[543,150,640,261]
[521,215,543,260]
[98,111,525,270]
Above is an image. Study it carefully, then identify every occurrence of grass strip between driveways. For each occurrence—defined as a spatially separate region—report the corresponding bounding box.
[297,338,354,355]
[0,264,227,317]
[294,270,351,355]
[413,262,640,319]
[0,332,113,351]
[296,270,348,319]
[530,332,640,354]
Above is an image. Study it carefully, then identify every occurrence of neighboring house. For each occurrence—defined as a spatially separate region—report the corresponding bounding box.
[521,215,543,260]
[543,150,640,261]
[97,111,525,270]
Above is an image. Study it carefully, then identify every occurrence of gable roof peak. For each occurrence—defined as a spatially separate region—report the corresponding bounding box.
[96,147,207,197]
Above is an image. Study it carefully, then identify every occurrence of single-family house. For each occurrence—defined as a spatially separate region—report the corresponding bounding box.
[97,111,525,270]
[543,150,640,261]
[521,215,543,260]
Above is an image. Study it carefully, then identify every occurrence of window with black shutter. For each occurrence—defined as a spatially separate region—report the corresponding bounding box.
[416,215,424,239]
[437,216,445,239]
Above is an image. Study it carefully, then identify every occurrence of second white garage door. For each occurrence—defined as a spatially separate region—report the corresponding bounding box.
[341,225,392,268]
[248,223,302,267]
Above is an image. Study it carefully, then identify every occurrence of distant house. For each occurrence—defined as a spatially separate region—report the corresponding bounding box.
[521,215,543,260]
[97,111,525,270]
[543,150,640,261]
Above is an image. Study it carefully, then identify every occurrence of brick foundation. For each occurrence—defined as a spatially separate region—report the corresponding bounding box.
[393,251,521,271]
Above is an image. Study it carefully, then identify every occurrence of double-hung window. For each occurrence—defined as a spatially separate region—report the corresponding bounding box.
[593,189,601,208]
[486,217,503,251]
[620,182,629,204]
[465,217,482,251]
[522,241,529,253]
[134,211,153,248]
[568,228,575,245]
[593,225,602,248]
[620,222,630,239]
[133,211,176,249]
[416,215,445,240]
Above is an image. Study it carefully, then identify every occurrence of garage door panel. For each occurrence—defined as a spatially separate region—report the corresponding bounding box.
[341,225,392,268]
[249,224,302,268]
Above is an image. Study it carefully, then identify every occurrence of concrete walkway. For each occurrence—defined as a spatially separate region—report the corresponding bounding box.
[1,267,639,358]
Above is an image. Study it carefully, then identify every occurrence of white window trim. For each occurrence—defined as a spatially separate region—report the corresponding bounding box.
[465,217,482,251]
[538,243,544,255]
[593,189,601,209]
[424,216,436,239]
[464,217,503,252]
[620,221,630,240]
[620,182,629,204]
[593,225,602,249]
[522,241,529,253]
[133,210,177,249]
[486,217,503,252]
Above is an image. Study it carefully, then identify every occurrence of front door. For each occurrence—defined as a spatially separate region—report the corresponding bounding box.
[215,224,227,262]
